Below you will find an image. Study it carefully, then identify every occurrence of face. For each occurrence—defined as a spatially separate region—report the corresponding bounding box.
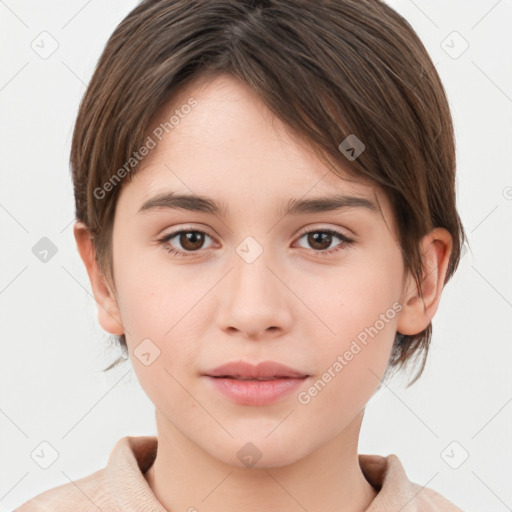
[104,74,412,467]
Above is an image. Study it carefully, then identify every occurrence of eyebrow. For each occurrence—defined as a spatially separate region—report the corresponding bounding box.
[137,192,378,217]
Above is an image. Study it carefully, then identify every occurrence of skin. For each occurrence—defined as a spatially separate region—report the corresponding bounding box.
[75,74,452,512]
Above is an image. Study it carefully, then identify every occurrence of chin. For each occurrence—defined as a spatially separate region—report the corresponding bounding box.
[210,434,310,470]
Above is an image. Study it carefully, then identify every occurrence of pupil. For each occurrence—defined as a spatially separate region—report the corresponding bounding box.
[181,231,204,250]
[309,232,331,250]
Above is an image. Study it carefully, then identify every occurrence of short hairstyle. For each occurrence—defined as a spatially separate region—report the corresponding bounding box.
[70,0,467,385]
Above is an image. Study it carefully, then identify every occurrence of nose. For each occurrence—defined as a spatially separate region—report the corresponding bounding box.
[216,242,294,340]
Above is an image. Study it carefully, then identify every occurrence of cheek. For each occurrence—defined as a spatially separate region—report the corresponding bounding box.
[319,254,401,333]
[117,279,171,336]
[113,252,206,363]
[301,294,398,430]
[112,239,181,332]
[114,268,205,412]
[308,253,402,387]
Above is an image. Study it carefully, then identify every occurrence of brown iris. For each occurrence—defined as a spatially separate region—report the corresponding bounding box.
[179,231,206,251]
[306,232,332,251]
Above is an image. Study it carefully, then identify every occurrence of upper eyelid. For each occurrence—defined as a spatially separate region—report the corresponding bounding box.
[296,226,352,238]
[160,224,352,237]
[160,226,215,241]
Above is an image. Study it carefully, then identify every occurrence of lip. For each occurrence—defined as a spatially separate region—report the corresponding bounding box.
[203,360,308,379]
[204,376,308,406]
[202,360,309,406]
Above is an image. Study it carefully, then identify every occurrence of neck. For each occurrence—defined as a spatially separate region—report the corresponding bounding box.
[144,409,378,512]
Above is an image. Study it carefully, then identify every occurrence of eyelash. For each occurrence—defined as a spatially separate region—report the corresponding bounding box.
[157,227,355,258]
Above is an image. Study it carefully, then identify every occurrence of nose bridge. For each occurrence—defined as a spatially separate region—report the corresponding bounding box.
[232,234,279,306]
[217,234,292,336]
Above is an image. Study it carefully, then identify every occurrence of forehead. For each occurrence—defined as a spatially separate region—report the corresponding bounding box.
[120,74,391,224]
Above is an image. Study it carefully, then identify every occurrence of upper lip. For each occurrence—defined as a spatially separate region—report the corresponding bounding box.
[204,360,309,379]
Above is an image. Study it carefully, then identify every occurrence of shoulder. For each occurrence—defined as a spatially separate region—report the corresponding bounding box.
[13,467,116,512]
[13,435,159,512]
[359,453,465,511]
[384,454,465,512]
[409,481,465,512]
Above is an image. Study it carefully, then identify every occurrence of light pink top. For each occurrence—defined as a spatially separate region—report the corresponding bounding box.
[14,435,464,511]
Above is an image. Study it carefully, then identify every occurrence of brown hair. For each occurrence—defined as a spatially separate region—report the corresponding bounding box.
[70,0,467,386]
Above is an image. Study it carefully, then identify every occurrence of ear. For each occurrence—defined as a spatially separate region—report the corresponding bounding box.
[73,221,125,336]
[397,227,453,336]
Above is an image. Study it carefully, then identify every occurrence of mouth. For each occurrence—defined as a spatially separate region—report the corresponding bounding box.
[209,376,308,381]
[203,360,309,380]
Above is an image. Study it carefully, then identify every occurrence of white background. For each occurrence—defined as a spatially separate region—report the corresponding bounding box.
[1,1,511,510]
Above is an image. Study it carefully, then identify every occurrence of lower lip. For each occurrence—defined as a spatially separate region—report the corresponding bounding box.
[204,376,308,406]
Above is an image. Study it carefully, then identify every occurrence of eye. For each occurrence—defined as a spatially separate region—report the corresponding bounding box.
[294,228,355,255]
[157,227,355,258]
[157,228,215,258]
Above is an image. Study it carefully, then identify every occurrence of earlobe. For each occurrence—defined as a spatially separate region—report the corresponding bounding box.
[73,221,125,336]
[397,228,453,336]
